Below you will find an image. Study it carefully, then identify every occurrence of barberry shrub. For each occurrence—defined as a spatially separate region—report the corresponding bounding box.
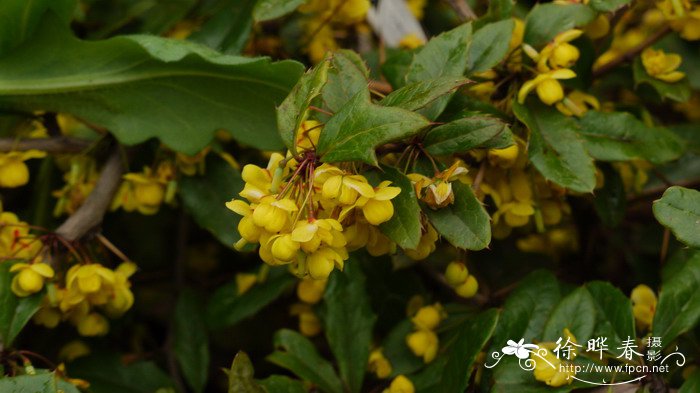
[0,0,699,392]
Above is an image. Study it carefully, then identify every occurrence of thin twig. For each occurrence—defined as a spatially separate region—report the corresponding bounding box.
[0,136,92,154]
[55,145,124,241]
[444,0,477,21]
[592,25,671,78]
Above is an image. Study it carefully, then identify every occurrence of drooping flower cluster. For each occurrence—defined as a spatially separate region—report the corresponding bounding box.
[444,261,478,298]
[227,122,401,280]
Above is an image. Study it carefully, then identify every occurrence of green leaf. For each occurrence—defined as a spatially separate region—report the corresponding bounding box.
[0,0,75,56]
[323,263,377,393]
[407,23,473,120]
[0,262,43,348]
[257,375,308,393]
[412,309,498,393]
[206,267,295,329]
[70,353,175,393]
[267,329,344,393]
[174,289,210,393]
[423,116,513,155]
[513,100,596,193]
[0,372,80,393]
[523,3,595,47]
[322,50,369,113]
[593,164,626,228]
[633,57,691,102]
[680,371,700,393]
[423,182,491,250]
[381,319,424,377]
[377,166,422,249]
[277,59,330,150]
[380,77,469,112]
[653,251,700,347]
[653,186,700,248]
[467,19,515,74]
[179,155,244,247]
[381,49,413,89]
[189,0,256,55]
[253,0,306,22]
[0,14,304,154]
[476,0,514,27]
[579,110,684,164]
[228,351,265,393]
[588,0,632,12]
[542,286,597,343]
[317,90,430,165]
[585,281,635,348]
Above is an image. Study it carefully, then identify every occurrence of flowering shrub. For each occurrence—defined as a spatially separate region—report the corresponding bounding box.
[0,0,699,392]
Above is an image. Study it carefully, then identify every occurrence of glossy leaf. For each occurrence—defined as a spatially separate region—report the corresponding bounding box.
[179,155,244,247]
[267,329,344,393]
[323,50,369,113]
[378,166,422,249]
[653,251,700,348]
[653,186,700,248]
[257,375,308,393]
[513,100,596,193]
[174,289,210,393]
[189,0,256,55]
[523,3,595,47]
[588,0,632,12]
[579,110,684,164]
[633,57,691,103]
[0,0,75,55]
[542,286,597,343]
[0,372,80,393]
[380,77,469,112]
[277,59,330,150]
[323,263,376,393]
[0,14,304,154]
[423,116,513,155]
[467,19,515,73]
[253,0,306,22]
[228,351,265,393]
[585,281,635,348]
[206,267,296,329]
[0,262,43,348]
[317,90,430,165]
[423,182,491,250]
[593,164,626,227]
[70,354,175,393]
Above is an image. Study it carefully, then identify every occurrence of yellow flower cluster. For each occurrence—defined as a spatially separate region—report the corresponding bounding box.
[368,348,393,379]
[406,303,444,363]
[227,122,401,280]
[657,0,700,40]
[33,262,137,337]
[532,328,577,387]
[444,261,478,298]
[0,150,46,188]
[631,284,657,331]
[112,164,174,215]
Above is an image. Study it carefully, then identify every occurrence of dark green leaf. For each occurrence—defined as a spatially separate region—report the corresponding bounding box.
[70,353,175,393]
[317,90,429,165]
[380,77,469,113]
[0,0,75,56]
[542,286,596,342]
[585,281,635,348]
[523,4,595,47]
[381,49,413,89]
[253,0,306,22]
[588,0,632,12]
[322,50,369,113]
[378,166,422,249]
[467,19,515,73]
[476,0,514,27]
[633,57,691,103]
[257,375,308,393]
[593,164,626,227]
[267,329,343,393]
[277,59,330,151]
[0,372,80,393]
[423,116,513,155]
[0,14,304,154]
[189,0,256,55]
[323,263,376,393]
[423,182,491,250]
[680,371,700,393]
[206,267,295,329]
[653,251,700,347]
[579,110,684,164]
[0,262,43,348]
[228,351,265,393]
[174,289,210,393]
[513,100,596,193]
[653,186,700,248]
[180,155,244,247]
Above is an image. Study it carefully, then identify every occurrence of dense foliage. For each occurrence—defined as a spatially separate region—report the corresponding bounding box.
[0,0,699,392]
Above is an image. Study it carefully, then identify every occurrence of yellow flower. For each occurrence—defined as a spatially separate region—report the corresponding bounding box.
[488,144,520,169]
[406,329,439,363]
[252,196,298,233]
[305,21,338,64]
[290,303,322,336]
[0,150,46,188]
[399,34,425,49]
[657,0,700,40]
[445,261,469,287]
[383,375,414,393]
[411,304,444,330]
[114,168,167,215]
[74,312,109,337]
[631,284,657,330]
[319,167,376,206]
[356,181,401,225]
[296,120,322,151]
[0,212,43,259]
[297,278,327,304]
[34,305,62,328]
[518,69,577,105]
[404,224,438,260]
[532,347,574,387]
[555,90,600,117]
[236,273,258,295]
[58,340,91,362]
[104,262,137,317]
[455,275,479,298]
[176,148,210,176]
[239,153,285,202]
[10,262,54,297]
[406,0,427,19]
[584,15,610,39]
[291,218,346,253]
[641,48,685,83]
[536,29,583,72]
[509,18,525,53]
[306,246,347,279]
[369,348,393,378]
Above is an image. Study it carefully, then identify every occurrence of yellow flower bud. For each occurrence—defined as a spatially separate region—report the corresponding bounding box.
[270,234,301,263]
[423,182,454,209]
[252,197,298,233]
[236,273,258,295]
[488,144,520,168]
[369,348,393,378]
[550,43,580,69]
[297,278,327,304]
[299,311,322,337]
[631,284,657,330]
[445,262,469,287]
[406,329,439,363]
[34,306,61,328]
[536,78,565,105]
[307,247,345,280]
[10,263,54,297]
[411,304,443,330]
[0,151,45,188]
[384,375,414,393]
[58,340,91,362]
[75,313,109,336]
[404,225,438,260]
[455,275,479,298]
